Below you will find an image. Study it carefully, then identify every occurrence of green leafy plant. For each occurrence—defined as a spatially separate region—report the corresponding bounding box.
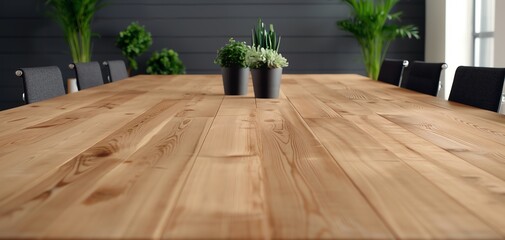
[245,47,289,69]
[214,38,249,68]
[337,0,419,80]
[116,22,152,73]
[46,0,105,63]
[146,49,185,75]
[251,19,281,52]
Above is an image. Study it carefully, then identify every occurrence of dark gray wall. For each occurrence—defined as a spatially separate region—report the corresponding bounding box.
[0,0,425,110]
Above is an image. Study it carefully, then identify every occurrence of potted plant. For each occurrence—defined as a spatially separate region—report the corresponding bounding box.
[116,22,153,75]
[46,0,104,93]
[246,47,288,98]
[247,19,288,98]
[337,0,419,80]
[214,38,249,95]
[146,49,186,75]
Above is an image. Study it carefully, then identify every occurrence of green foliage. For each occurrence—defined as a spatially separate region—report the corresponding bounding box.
[146,49,185,75]
[248,19,287,69]
[214,38,249,68]
[337,0,419,80]
[116,22,153,71]
[245,47,289,69]
[251,19,281,52]
[46,0,105,63]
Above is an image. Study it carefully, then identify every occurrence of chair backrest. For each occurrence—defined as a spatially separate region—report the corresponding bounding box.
[378,59,408,86]
[103,60,129,82]
[402,61,447,96]
[71,61,104,90]
[449,66,505,112]
[16,66,65,104]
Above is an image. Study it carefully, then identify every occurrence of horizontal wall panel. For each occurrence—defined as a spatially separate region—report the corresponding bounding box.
[0,52,424,72]
[0,53,365,74]
[109,0,423,4]
[0,55,75,78]
[0,17,423,37]
[0,37,423,54]
[0,101,24,110]
[0,1,423,18]
[1,4,348,19]
[0,87,24,102]
[2,18,341,37]
[0,70,24,88]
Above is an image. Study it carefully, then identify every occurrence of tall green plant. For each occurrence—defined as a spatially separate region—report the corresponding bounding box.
[337,0,419,80]
[251,19,281,52]
[46,0,104,63]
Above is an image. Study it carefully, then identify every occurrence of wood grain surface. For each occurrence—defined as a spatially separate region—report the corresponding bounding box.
[0,74,504,240]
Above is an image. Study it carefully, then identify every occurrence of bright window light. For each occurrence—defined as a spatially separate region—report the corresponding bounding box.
[474,0,495,67]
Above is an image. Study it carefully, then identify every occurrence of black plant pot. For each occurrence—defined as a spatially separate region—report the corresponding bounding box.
[221,67,249,95]
[251,68,283,98]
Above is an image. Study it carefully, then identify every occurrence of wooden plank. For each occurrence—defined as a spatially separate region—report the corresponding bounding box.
[39,117,212,239]
[162,99,266,238]
[0,80,224,206]
[382,111,505,179]
[282,78,341,118]
[175,94,223,117]
[344,114,505,236]
[0,90,115,136]
[306,117,501,239]
[162,115,267,239]
[364,85,505,125]
[254,100,392,239]
[217,96,256,116]
[286,76,375,116]
[450,151,505,182]
[0,90,145,155]
[0,75,195,135]
[0,95,190,204]
[0,98,212,238]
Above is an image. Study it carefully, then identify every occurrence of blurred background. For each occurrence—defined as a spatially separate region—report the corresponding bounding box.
[0,0,425,110]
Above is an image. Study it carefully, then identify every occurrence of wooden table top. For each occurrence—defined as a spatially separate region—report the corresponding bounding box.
[0,74,504,239]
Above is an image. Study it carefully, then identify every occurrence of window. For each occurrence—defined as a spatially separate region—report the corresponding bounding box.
[474,0,495,67]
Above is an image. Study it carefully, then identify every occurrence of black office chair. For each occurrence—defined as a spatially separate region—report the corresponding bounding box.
[378,59,409,86]
[15,66,65,104]
[449,66,505,112]
[103,60,129,82]
[70,61,105,90]
[402,61,448,96]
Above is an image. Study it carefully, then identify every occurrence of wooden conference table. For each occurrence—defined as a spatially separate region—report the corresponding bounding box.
[0,74,504,239]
